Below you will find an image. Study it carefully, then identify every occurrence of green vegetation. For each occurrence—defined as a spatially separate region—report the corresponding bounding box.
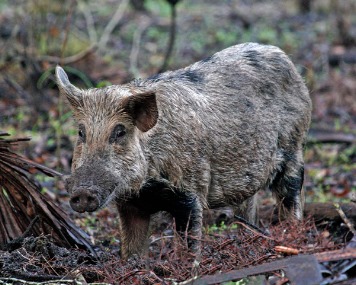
[206,221,238,235]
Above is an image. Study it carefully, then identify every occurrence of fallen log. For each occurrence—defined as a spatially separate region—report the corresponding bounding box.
[315,247,356,262]
[202,202,356,230]
[307,128,355,144]
[184,247,356,285]
[184,254,323,285]
[259,202,356,224]
[329,50,356,66]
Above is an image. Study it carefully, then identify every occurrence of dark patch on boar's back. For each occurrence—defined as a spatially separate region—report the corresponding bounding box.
[147,73,164,82]
[244,98,254,109]
[146,69,203,85]
[261,82,275,96]
[201,55,214,63]
[128,179,199,232]
[244,49,265,69]
[178,69,204,84]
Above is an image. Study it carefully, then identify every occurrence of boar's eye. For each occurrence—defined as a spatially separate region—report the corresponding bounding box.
[78,124,86,142]
[109,124,126,144]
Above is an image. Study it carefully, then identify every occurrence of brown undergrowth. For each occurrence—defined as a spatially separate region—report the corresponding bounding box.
[0,217,342,284]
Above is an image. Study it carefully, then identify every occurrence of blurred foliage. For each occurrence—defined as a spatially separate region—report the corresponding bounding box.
[206,221,238,235]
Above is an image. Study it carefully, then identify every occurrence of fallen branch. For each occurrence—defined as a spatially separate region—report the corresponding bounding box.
[259,202,356,224]
[98,0,130,51]
[35,0,129,65]
[307,128,355,144]
[158,0,179,73]
[183,255,322,285]
[233,215,273,240]
[329,50,356,66]
[37,44,97,65]
[183,247,356,285]
[129,16,151,77]
[334,202,356,235]
[315,247,356,263]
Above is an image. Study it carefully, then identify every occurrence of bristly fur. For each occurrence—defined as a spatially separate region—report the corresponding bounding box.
[56,43,312,259]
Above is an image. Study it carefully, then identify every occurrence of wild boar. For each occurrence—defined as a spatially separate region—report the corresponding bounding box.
[55,42,312,259]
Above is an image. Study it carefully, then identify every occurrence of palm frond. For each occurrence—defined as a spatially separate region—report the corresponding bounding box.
[0,132,95,254]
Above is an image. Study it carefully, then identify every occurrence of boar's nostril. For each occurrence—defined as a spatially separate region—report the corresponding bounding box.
[70,190,99,213]
[71,196,80,204]
[86,195,99,212]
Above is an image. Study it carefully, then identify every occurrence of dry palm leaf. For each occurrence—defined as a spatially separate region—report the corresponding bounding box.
[0,132,94,254]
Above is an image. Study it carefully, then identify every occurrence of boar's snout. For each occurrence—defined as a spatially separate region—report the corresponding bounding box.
[69,188,99,213]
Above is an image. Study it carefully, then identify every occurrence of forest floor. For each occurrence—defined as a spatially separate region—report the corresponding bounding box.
[0,0,355,284]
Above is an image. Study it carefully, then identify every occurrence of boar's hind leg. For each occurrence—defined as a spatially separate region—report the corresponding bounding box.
[117,204,150,259]
[170,192,203,256]
[271,155,305,220]
[235,194,258,225]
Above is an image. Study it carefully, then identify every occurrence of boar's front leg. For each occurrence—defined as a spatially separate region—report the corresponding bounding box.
[117,203,151,259]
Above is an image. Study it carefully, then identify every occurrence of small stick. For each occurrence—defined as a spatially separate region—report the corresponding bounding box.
[334,202,356,235]
[275,245,300,255]
[234,215,272,239]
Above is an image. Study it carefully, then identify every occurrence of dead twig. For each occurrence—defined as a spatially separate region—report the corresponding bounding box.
[234,215,272,239]
[243,254,278,267]
[213,238,234,251]
[199,264,223,277]
[158,0,178,73]
[1,216,39,251]
[77,0,98,43]
[307,128,356,144]
[98,0,130,51]
[37,44,97,65]
[334,202,356,236]
[314,247,356,262]
[129,16,151,77]
[60,0,76,62]
[32,0,128,65]
[118,269,167,284]
[274,245,299,255]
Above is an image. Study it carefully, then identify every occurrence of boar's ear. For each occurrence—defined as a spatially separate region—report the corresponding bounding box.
[122,92,158,132]
[55,66,83,109]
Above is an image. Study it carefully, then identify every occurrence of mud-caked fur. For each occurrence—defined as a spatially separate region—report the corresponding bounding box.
[56,43,312,259]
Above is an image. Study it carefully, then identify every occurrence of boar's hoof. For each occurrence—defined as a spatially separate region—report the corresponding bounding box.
[70,188,99,213]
